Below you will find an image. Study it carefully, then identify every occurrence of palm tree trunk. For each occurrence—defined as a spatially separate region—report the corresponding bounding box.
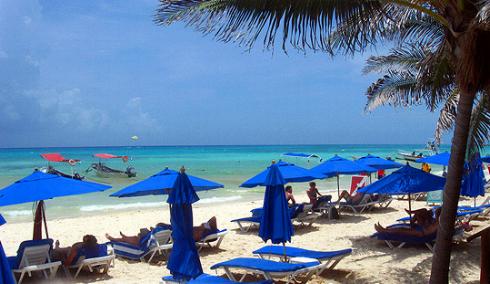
[429,88,476,283]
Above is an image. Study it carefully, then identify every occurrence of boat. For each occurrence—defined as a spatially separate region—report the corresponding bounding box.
[39,153,84,180]
[86,153,136,178]
[397,139,439,162]
[282,152,323,163]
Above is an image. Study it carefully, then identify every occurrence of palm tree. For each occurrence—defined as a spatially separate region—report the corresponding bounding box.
[155,1,490,282]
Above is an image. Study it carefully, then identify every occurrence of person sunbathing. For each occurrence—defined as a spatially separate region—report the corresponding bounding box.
[105,222,170,246]
[374,208,442,237]
[52,235,100,266]
[105,218,218,245]
[337,190,367,205]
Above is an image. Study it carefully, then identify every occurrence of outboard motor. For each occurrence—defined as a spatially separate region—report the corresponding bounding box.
[126,167,137,177]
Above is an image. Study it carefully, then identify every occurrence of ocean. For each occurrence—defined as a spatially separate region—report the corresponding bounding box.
[0,144,462,222]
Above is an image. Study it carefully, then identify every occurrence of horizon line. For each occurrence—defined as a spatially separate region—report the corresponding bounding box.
[0,143,450,150]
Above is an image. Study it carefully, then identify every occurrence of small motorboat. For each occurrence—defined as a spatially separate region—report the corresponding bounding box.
[397,151,425,162]
[86,153,136,178]
[39,153,84,180]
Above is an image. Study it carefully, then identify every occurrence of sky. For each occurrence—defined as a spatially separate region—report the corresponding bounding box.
[0,0,450,148]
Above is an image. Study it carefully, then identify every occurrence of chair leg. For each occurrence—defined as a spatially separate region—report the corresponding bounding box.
[18,272,25,284]
[216,236,224,248]
[74,265,84,278]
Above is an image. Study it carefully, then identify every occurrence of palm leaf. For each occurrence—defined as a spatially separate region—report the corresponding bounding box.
[156,0,395,53]
[433,90,459,145]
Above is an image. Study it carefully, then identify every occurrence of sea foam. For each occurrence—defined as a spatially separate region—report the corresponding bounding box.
[4,210,32,216]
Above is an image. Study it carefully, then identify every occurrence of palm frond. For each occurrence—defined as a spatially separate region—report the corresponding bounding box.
[156,0,394,53]
[363,43,428,74]
[433,90,459,145]
[364,71,427,111]
[467,93,490,151]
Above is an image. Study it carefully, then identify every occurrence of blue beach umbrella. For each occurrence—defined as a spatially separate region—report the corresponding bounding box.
[415,152,451,166]
[166,169,203,281]
[0,171,111,207]
[358,165,446,224]
[111,167,223,197]
[259,163,294,245]
[355,154,403,170]
[461,153,486,198]
[358,165,446,195]
[311,155,377,195]
[0,170,111,239]
[241,160,325,188]
[1,214,16,284]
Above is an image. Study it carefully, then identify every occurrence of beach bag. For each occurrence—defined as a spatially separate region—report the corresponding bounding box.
[330,207,340,219]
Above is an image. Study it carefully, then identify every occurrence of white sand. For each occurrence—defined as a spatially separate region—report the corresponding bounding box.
[0,195,487,284]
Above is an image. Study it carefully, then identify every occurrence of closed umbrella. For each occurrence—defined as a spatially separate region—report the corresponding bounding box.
[1,214,16,284]
[461,153,486,206]
[258,163,294,245]
[0,171,111,239]
[166,168,203,280]
[111,167,223,197]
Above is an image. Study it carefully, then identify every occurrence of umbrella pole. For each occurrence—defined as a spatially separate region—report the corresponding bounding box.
[408,194,412,228]
[474,197,477,208]
[337,175,340,197]
[369,174,372,184]
[41,201,49,239]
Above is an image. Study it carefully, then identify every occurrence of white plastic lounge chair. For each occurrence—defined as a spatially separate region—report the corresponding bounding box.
[339,194,378,214]
[8,239,61,284]
[161,273,273,283]
[65,244,115,278]
[210,257,326,284]
[253,245,352,274]
[196,229,228,251]
[231,216,261,232]
[110,228,172,263]
[291,204,320,226]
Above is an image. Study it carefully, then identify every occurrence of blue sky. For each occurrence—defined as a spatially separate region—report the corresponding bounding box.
[0,0,448,147]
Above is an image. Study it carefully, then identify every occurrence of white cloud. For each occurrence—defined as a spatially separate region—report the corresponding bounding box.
[30,88,109,131]
[126,96,160,131]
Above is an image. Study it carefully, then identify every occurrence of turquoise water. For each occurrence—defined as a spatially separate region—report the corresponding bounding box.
[0,144,461,222]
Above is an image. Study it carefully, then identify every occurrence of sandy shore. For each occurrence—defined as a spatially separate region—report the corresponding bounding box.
[0,194,487,284]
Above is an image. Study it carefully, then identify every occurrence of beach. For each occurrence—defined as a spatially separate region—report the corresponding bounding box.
[0,193,486,283]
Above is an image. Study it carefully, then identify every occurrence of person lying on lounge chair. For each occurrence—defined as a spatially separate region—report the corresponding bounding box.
[337,190,368,205]
[105,222,170,246]
[193,216,218,241]
[374,208,441,237]
[52,235,100,266]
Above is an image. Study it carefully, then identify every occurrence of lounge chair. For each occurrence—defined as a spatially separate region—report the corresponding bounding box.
[372,224,464,251]
[161,273,273,283]
[65,243,115,278]
[109,228,172,263]
[196,229,228,251]
[231,216,261,233]
[7,239,61,284]
[253,245,352,273]
[339,194,378,214]
[290,204,320,226]
[210,257,325,284]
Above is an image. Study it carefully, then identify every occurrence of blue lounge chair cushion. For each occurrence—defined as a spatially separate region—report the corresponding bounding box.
[162,273,273,283]
[250,208,263,217]
[253,246,352,260]
[139,226,171,248]
[73,243,109,264]
[372,224,436,244]
[8,239,53,269]
[210,257,319,272]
